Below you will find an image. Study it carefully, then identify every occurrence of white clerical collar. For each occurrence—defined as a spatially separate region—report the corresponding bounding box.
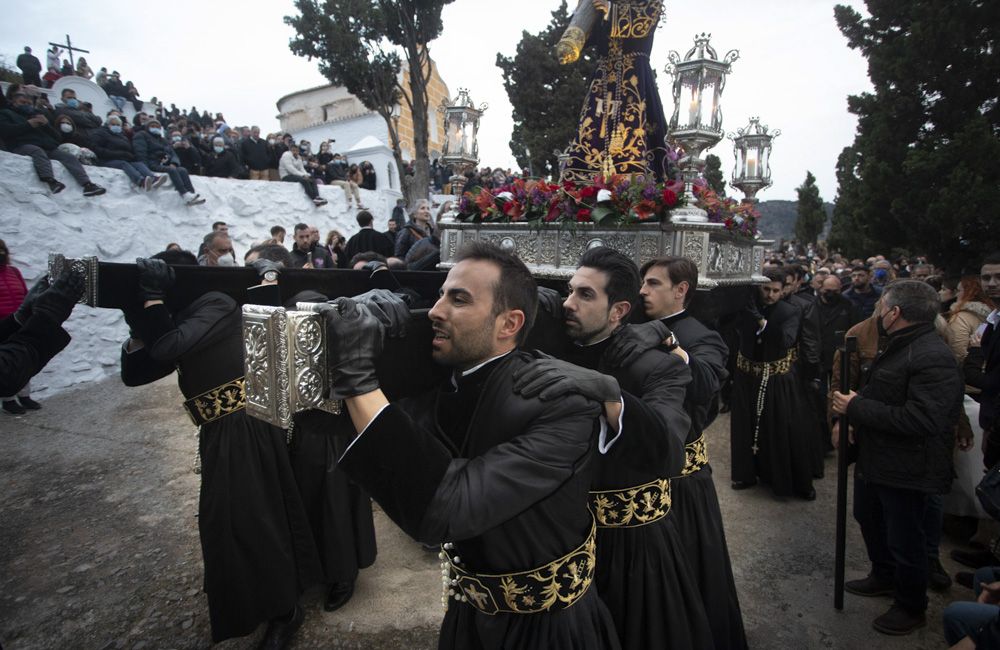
[661,308,686,320]
[575,333,613,348]
[460,350,514,378]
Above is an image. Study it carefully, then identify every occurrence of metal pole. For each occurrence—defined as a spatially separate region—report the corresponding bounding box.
[834,335,857,610]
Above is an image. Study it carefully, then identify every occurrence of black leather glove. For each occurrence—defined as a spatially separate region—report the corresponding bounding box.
[13,274,51,324]
[136,257,174,302]
[318,297,385,399]
[513,356,620,403]
[362,260,388,274]
[537,286,564,320]
[604,321,672,368]
[31,267,85,324]
[352,289,410,338]
[248,258,281,281]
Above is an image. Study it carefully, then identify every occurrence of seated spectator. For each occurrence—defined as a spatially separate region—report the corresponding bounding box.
[278,144,327,207]
[169,128,203,176]
[91,115,163,190]
[205,137,243,179]
[326,152,363,209]
[360,160,376,190]
[289,223,334,269]
[197,231,236,267]
[103,72,128,112]
[943,566,1000,647]
[240,126,271,181]
[348,162,363,186]
[124,81,143,112]
[0,91,106,196]
[54,89,102,141]
[75,57,93,80]
[394,198,433,259]
[133,119,205,205]
[41,67,62,89]
[96,67,108,87]
[345,210,393,260]
[53,115,97,165]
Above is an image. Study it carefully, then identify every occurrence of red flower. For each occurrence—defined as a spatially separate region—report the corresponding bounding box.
[545,203,562,222]
[579,185,600,202]
[661,189,678,207]
[633,200,657,221]
[576,208,592,222]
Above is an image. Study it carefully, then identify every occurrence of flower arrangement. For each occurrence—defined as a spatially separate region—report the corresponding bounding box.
[456,174,760,237]
[456,175,683,226]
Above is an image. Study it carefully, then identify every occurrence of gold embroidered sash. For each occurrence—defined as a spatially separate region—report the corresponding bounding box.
[182,377,246,427]
[736,348,798,376]
[681,435,709,477]
[442,520,596,615]
[589,477,671,528]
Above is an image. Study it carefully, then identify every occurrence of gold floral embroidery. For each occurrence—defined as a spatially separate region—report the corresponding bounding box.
[184,378,246,426]
[680,435,709,477]
[589,477,671,528]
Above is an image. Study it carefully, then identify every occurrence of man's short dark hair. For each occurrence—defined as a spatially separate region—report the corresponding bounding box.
[983,253,1000,267]
[294,223,309,234]
[881,280,940,324]
[852,265,870,274]
[270,225,285,236]
[356,210,374,228]
[639,256,699,307]
[349,251,387,267]
[152,249,198,265]
[762,267,786,285]
[454,241,537,346]
[60,88,73,99]
[245,243,292,267]
[212,221,227,231]
[578,247,639,310]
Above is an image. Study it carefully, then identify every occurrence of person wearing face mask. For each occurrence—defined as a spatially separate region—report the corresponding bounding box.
[0,91,106,196]
[197,231,238,267]
[205,137,243,179]
[239,126,271,181]
[91,115,165,190]
[872,260,895,291]
[832,280,964,636]
[54,88,102,140]
[843,265,882,319]
[325,151,363,210]
[169,129,204,176]
[53,115,98,165]
[133,119,205,205]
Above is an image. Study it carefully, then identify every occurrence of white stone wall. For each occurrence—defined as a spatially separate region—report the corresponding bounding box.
[0,149,391,398]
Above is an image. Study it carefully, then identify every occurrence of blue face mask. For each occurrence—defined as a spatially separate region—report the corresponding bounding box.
[149,127,162,136]
[65,98,79,109]
[109,124,123,134]
[172,135,182,143]
[874,269,888,281]
[14,104,35,116]
[213,146,224,154]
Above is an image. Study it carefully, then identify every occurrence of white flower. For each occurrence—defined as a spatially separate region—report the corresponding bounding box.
[498,192,514,201]
[597,189,613,203]
[734,215,745,224]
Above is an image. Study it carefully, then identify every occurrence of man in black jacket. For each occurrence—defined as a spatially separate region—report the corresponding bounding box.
[0,269,83,398]
[833,280,964,635]
[969,253,1000,468]
[345,211,394,261]
[240,126,272,181]
[16,47,42,86]
[54,89,102,140]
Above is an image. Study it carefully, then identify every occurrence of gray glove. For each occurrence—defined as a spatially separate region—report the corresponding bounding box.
[604,321,672,368]
[513,356,619,403]
[352,289,410,338]
[318,297,385,399]
[537,286,564,320]
[13,274,51,324]
[136,257,174,302]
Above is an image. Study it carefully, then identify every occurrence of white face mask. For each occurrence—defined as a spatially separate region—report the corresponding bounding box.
[216,254,235,267]
[60,123,73,133]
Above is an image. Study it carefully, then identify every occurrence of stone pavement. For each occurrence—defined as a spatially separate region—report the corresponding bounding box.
[0,376,969,649]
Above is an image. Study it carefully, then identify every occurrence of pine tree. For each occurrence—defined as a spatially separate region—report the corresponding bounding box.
[496,2,593,179]
[829,0,1000,271]
[285,0,454,204]
[795,171,826,245]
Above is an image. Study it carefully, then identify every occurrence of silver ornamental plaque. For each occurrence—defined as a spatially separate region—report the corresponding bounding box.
[47,253,99,306]
[242,304,341,429]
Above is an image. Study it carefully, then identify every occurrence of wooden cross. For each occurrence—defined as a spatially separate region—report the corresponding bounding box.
[48,34,90,69]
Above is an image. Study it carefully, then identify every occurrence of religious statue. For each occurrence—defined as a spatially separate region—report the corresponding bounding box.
[557,0,670,184]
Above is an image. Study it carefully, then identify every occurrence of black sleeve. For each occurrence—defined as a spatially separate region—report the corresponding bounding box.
[145,294,239,363]
[120,339,175,387]
[964,346,986,390]
[0,312,71,396]
[798,300,822,379]
[683,327,728,407]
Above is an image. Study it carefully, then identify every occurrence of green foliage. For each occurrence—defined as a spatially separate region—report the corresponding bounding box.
[285,0,454,203]
[496,1,593,179]
[704,154,726,196]
[830,0,1000,272]
[0,56,23,84]
[795,171,826,245]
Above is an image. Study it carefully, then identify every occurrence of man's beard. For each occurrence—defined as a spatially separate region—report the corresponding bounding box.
[431,314,496,370]
[565,315,606,344]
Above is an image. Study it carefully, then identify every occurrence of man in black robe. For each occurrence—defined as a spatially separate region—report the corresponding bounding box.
[783,264,826,478]
[512,247,713,650]
[638,255,748,650]
[730,267,816,499]
[318,241,620,649]
[119,250,322,649]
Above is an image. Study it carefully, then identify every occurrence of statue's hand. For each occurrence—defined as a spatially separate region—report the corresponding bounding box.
[591,0,610,16]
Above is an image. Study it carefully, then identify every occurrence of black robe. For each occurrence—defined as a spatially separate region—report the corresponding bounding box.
[285,292,377,587]
[786,293,826,476]
[0,312,71,397]
[730,300,816,497]
[564,333,715,650]
[336,351,620,650]
[661,311,748,650]
[120,291,322,643]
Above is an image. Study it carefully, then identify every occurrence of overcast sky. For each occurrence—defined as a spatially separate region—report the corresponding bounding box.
[2,0,870,201]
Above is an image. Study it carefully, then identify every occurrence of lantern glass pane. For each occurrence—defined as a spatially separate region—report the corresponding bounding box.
[679,83,701,127]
